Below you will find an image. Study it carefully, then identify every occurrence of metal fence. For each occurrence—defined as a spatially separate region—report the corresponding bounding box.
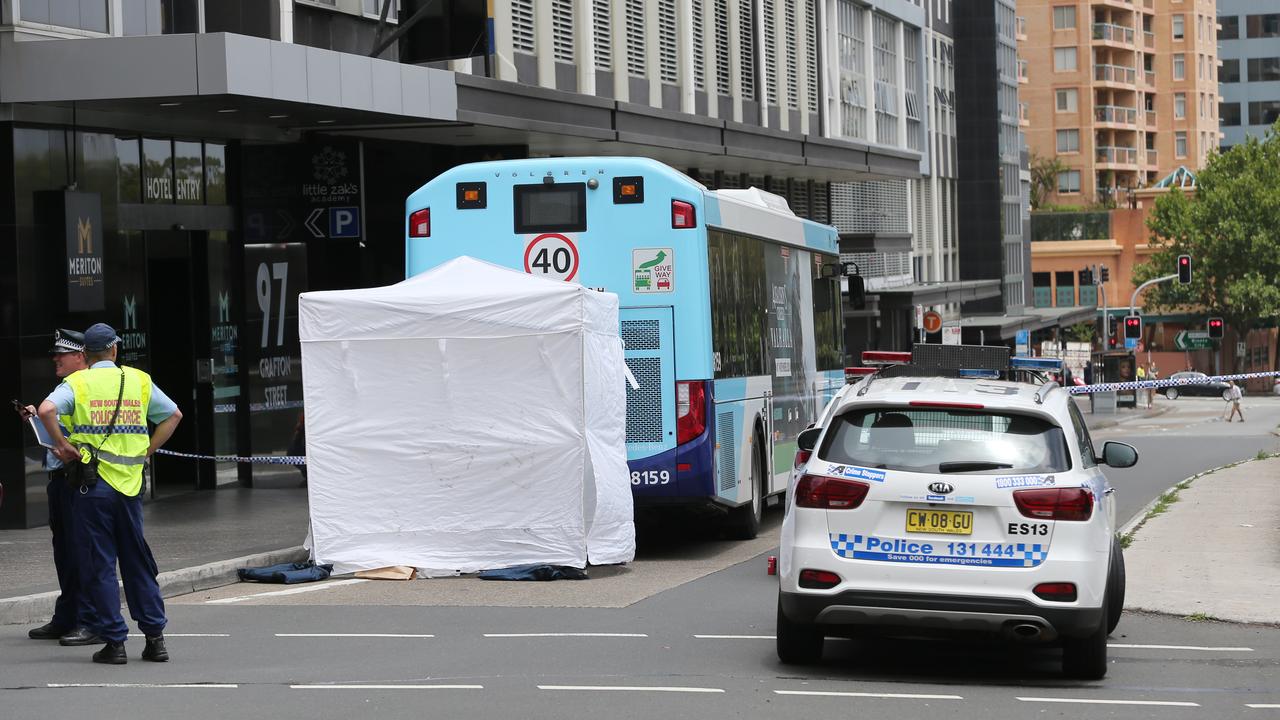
[1030,211,1111,242]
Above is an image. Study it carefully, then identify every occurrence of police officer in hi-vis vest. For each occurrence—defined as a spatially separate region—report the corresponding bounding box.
[38,323,183,665]
[18,329,100,646]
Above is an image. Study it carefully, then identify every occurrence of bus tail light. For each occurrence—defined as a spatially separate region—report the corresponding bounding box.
[671,200,696,229]
[676,380,707,444]
[794,474,870,510]
[409,208,431,238]
[1013,487,1094,521]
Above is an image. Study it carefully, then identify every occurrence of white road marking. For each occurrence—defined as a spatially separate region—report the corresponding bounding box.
[694,634,775,640]
[204,579,368,604]
[48,683,238,689]
[538,685,724,694]
[1017,697,1200,707]
[127,633,230,638]
[1109,643,1254,652]
[291,684,483,690]
[276,633,435,638]
[1245,704,1280,709]
[484,633,648,638]
[775,690,963,700]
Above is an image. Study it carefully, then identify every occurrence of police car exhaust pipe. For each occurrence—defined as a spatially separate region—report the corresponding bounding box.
[1011,623,1043,640]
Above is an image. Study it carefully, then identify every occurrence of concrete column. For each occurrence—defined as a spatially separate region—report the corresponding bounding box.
[648,0,663,107]
[535,0,555,89]
[678,0,696,113]
[576,0,597,96]
[493,0,518,82]
[729,0,744,122]
[703,0,719,118]
[613,0,630,101]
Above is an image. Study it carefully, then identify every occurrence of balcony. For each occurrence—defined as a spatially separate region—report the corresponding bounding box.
[1020,101,1030,127]
[1143,70,1156,88]
[1093,22,1136,46]
[1018,59,1028,84]
[1144,30,1155,48]
[1095,104,1139,126]
[1095,0,1133,9]
[1017,16,1027,40]
[1144,149,1158,166]
[1095,63,1138,86]
[1144,109,1156,127]
[1096,145,1140,165]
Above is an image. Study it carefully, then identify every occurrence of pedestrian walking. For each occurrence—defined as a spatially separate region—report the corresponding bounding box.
[17,329,101,646]
[37,323,183,665]
[1226,380,1245,422]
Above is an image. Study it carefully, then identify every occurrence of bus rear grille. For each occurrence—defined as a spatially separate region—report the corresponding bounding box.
[625,357,663,443]
[717,412,737,492]
[620,319,661,351]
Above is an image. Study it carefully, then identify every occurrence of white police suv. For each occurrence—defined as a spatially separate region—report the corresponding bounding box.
[777,347,1136,679]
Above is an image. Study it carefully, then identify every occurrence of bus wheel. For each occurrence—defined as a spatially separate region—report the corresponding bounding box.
[727,431,764,540]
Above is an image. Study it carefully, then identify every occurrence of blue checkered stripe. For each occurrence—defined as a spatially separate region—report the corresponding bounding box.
[829,534,1048,568]
[1068,370,1280,396]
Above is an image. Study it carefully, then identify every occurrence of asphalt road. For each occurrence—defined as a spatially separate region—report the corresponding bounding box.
[4,395,1279,719]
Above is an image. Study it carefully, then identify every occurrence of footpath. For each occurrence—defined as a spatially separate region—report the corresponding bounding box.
[1,402,1275,627]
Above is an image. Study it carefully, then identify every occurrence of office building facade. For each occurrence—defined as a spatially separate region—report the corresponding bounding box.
[1217,2,1280,149]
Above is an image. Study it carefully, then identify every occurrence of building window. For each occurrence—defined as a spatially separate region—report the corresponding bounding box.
[1198,53,1205,80]
[873,12,900,146]
[1052,6,1076,29]
[1222,58,1240,82]
[18,0,109,32]
[594,0,614,72]
[1220,15,1239,39]
[658,0,678,84]
[838,0,868,140]
[1057,170,1081,194]
[1056,129,1080,153]
[1054,47,1077,72]
[552,0,576,64]
[512,0,535,53]
[1175,131,1188,157]
[1246,14,1280,38]
[1173,14,1185,39]
[1250,100,1280,126]
[713,0,730,94]
[1173,53,1185,80]
[738,0,755,100]
[1055,88,1078,112]
[1175,93,1187,119]
[1248,57,1280,82]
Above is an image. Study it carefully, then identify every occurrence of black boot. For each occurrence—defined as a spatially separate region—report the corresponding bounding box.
[142,635,169,662]
[92,641,127,665]
[59,627,102,646]
[28,622,69,640]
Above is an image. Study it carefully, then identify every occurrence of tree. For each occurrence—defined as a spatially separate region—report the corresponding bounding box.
[1135,120,1280,369]
[1064,321,1095,345]
[1029,152,1067,210]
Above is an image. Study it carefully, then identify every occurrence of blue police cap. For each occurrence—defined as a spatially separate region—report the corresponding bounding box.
[83,323,121,352]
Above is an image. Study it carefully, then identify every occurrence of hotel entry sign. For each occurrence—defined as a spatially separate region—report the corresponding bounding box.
[64,191,105,312]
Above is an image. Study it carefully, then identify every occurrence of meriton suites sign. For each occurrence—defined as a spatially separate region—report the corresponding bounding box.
[65,191,105,312]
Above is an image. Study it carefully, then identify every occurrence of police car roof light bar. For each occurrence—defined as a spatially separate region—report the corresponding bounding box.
[958,369,1001,379]
[845,367,877,377]
[1010,356,1064,372]
[861,351,913,366]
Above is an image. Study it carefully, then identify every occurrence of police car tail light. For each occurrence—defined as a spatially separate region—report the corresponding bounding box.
[671,200,696,229]
[408,208,431,237]
[798,569,842,589]
[794,474,870,510]
[676,380,707,444]
[1013,488,1094,521]
[1033,582,1078,602]
[793,449,811,468]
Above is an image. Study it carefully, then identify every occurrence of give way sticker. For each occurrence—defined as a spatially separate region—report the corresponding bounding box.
[523,233,580,282]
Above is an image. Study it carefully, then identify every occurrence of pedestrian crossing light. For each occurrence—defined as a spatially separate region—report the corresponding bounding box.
[1177,254,1192,284]
[1207,316,1224,339]
[1124,315,1142,339]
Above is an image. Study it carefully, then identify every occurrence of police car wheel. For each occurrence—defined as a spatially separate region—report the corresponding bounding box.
[1167,388,1179,400]
[1062,613,1109,679]
[1107,538,1126,635]
[776,597,823,665]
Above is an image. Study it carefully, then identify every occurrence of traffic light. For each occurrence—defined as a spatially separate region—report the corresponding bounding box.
[1100,265,1110,283]
[1124,315,1143,339]
[1107,315,1118,337]
[1078,267,1093,286]
[1177,254,1192,284]
[1207,316,1224,339]
[1108,336,1118,349]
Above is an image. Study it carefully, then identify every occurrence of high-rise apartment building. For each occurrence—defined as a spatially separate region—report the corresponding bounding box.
[1218,2,1280,149]
[1018,0,1220,206]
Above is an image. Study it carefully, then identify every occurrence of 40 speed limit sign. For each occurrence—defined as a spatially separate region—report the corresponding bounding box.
[523,233,580,282]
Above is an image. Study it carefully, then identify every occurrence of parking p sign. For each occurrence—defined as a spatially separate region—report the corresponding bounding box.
[329,206,360,238]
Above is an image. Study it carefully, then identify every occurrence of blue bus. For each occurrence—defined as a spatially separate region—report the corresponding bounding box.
[405,157,845,538]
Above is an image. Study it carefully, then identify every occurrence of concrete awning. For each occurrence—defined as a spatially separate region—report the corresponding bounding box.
[870,279,1003,307]
[959,305,1098,340]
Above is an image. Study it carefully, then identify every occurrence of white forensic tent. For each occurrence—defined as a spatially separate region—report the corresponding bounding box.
[298,256,635,575]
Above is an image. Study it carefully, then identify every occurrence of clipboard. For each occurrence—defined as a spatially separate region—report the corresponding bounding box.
[27,416,58,450]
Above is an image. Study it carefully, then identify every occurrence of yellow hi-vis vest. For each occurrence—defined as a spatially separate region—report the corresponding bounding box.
[65,365,153,497]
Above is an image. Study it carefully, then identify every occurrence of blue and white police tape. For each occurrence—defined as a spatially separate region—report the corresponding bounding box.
[1066,369,1280,395]
[153,448,306,465]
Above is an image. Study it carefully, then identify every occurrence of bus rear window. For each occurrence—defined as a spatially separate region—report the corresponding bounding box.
[820,408,1071,474]
[514,183,586,234]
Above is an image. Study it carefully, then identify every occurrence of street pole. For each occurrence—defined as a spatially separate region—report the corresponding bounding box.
[1130,274,1178,318]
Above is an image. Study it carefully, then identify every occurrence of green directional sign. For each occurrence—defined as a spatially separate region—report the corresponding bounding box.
[1174,330,1213,350]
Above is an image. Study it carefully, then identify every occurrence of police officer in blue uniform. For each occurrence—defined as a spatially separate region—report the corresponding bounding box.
[39,323,182,664]
[20,329,101,646]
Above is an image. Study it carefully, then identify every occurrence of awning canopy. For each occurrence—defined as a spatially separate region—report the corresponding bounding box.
[869,279,1003,307]
[958,305,1098,340]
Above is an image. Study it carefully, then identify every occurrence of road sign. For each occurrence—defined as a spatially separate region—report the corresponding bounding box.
[922,311,943,334]
[1124,337,1138,350]
[329,206,360,238]
[523,233,579,282]
[1015,329,1030,356]
[942,323,961,345]
[1174,330,1213,351]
